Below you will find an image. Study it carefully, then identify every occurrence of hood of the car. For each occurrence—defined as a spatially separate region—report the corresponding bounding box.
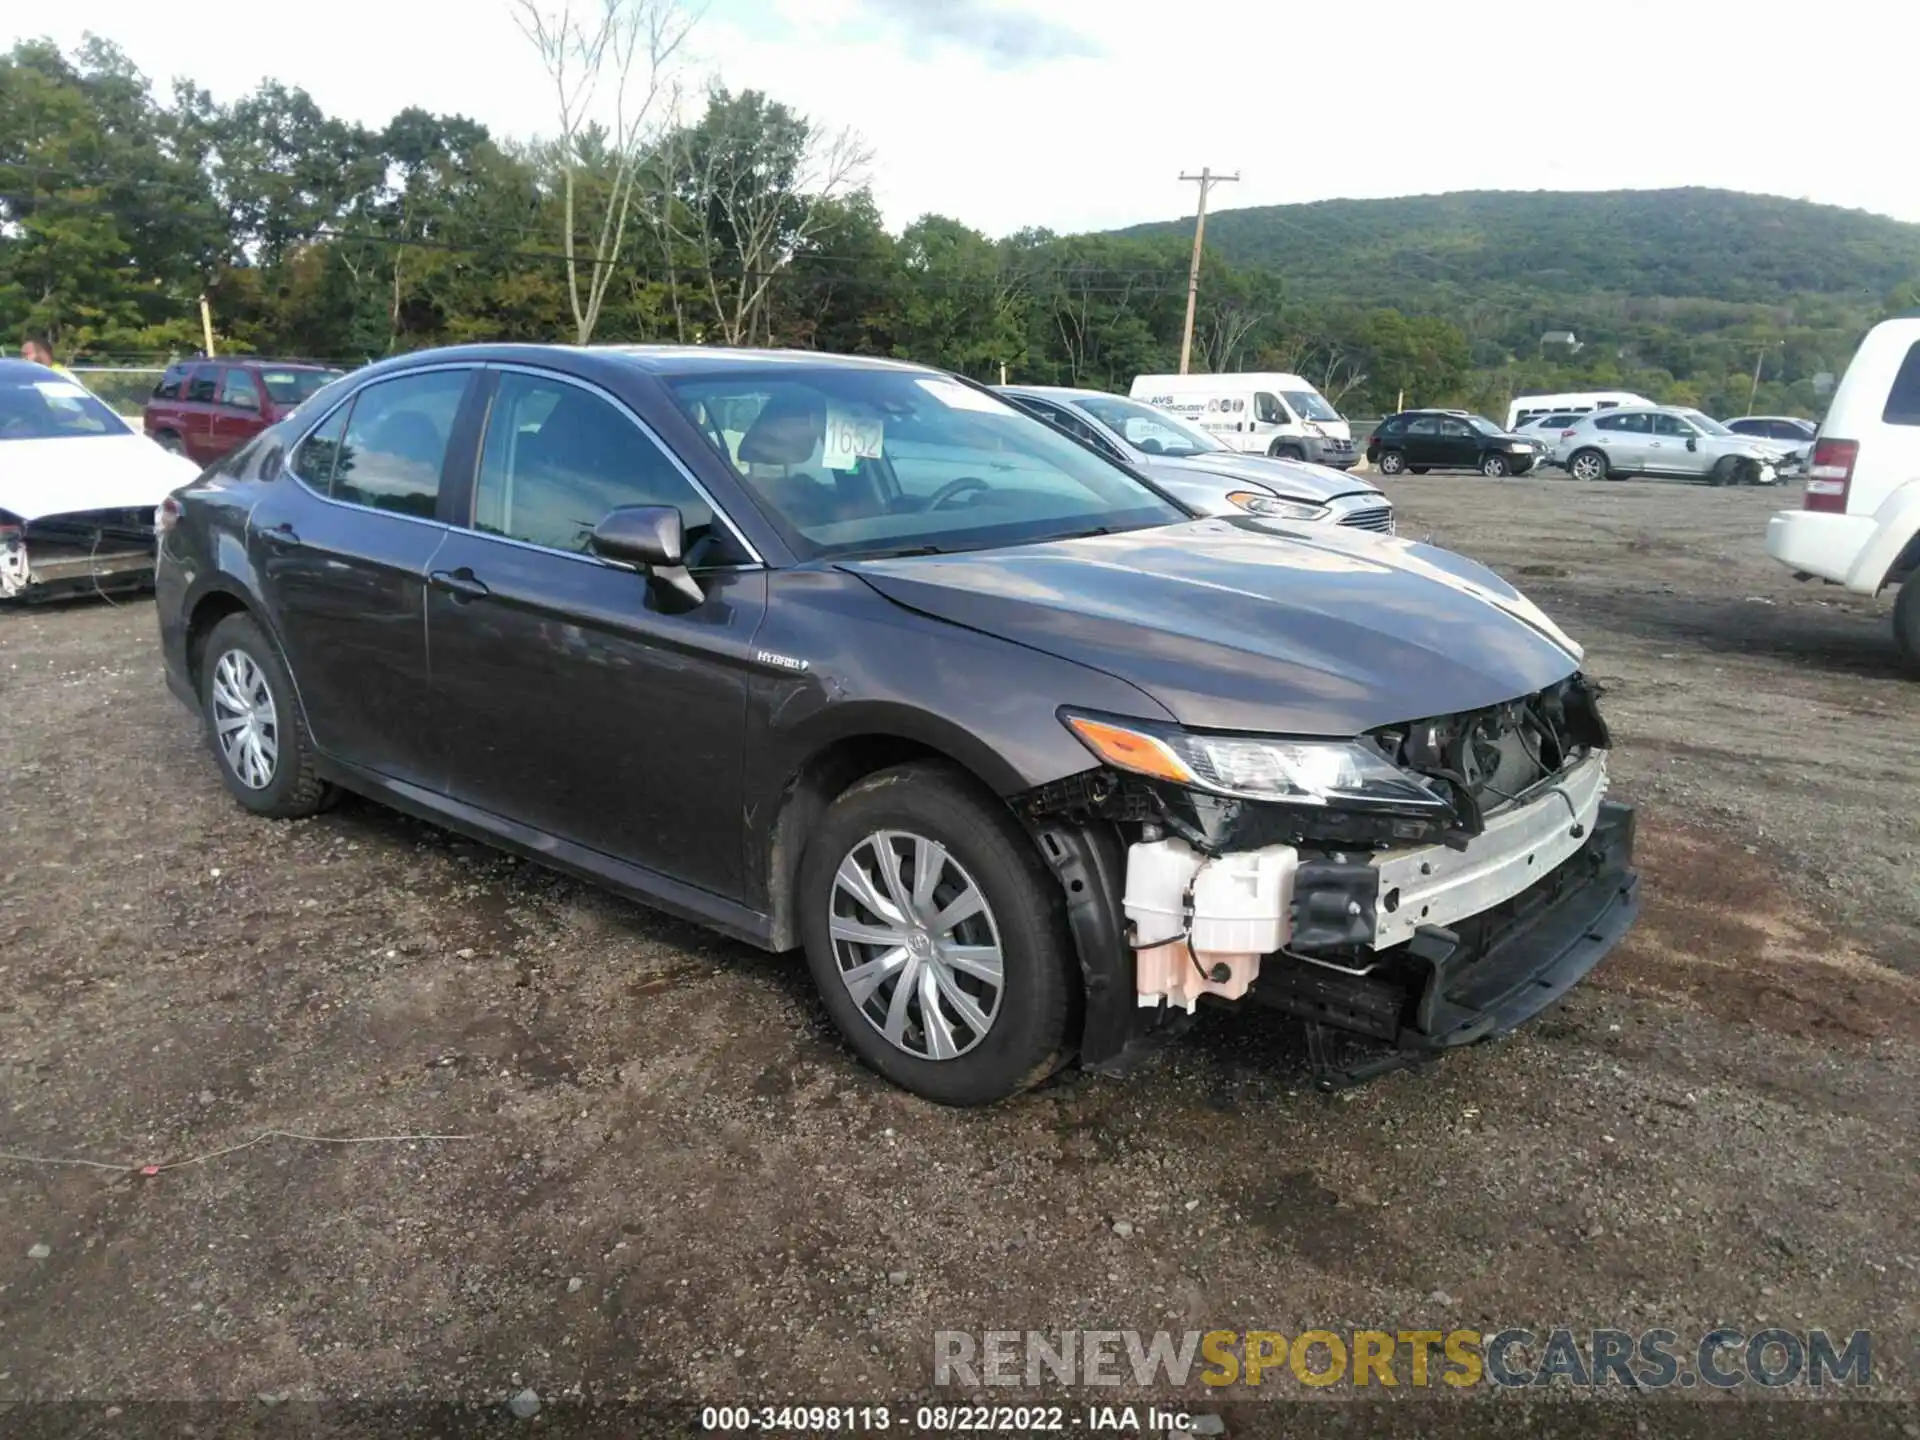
[842,518,1585,735]
[0,434,201,522]
[1141,451,1379,502]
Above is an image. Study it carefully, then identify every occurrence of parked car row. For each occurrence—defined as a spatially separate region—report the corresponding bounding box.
[144,357,342,464]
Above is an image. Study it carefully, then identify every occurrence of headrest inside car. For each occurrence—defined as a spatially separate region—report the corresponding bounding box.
[737,394,823,466]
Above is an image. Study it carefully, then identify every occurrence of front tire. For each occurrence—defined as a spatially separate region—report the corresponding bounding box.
[1377,450,1408,476]
[1894,582,1920,675]
[1268,441,1305,461]
[1568,448,1609,482]
[1481,452,1511,478]
[797,763,1076,1105]
[200,612,332,818]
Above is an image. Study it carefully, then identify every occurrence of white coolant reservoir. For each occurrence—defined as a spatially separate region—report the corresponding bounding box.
[1123,838,1299,1012]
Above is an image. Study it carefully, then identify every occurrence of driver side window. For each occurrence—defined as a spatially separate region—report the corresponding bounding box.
[1254,392,1288,425]
[1652,414,1694,437]
[472,372,723,559]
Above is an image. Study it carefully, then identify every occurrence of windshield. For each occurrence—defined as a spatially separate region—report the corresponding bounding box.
[1678,409,1732,436]
[0,376,129,441]
[1281,389,1341,422]
[1070,393,1227,457]
[667,369,1186,560]
[258,368,340,404]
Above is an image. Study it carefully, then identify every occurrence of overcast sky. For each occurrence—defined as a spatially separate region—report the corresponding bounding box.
[23,0,1920,233]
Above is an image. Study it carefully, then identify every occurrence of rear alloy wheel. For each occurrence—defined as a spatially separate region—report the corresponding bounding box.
[798,763,1075,1105]
[1894,582,1920,675]
[1481,452,1512,478]
[200,612,333,818]
[1377,450,1408,476]
[1569,449,1609,482]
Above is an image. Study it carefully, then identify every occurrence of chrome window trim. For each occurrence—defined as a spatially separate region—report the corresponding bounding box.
[282,361,476,530]
[483,362,765,568]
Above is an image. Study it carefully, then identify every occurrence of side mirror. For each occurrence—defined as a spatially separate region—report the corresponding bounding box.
[590,505,701,602]
[1686,437,1698,451]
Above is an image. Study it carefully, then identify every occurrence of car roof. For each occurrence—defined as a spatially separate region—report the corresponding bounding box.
[0,358,66,380]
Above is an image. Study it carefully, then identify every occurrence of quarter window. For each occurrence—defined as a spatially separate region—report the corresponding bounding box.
[289,405,349,492]
[473,372,719,558]
[332,370,469,518]
[1883,343,1920,427]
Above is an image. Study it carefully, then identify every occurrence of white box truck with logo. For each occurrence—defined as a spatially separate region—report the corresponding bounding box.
[1129,373,1358,470]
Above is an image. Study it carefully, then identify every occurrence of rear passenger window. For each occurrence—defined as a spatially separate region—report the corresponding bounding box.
[1883,343,1920,427]
[332,370,470,518]
[186,367,219,403]
[472,372,717,556]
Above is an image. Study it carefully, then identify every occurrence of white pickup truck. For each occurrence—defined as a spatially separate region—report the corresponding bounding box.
[1766,313,1920,670]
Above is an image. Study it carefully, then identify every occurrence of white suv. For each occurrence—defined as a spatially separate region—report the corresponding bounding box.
[1765,313,1920,670]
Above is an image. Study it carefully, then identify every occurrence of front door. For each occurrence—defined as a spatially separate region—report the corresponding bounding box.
[1647,412,1706,476]
[1435,417,1478,469]
[425,367,766,900]
[248,366,476,787]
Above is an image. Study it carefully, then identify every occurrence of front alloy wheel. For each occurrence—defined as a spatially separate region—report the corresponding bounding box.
[829,831,1004,1060]
[1482,452,1511,478]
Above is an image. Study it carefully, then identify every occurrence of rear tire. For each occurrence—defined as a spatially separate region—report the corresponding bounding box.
[1894,582,1920,675]
[199,612,333,818]
[1481,452,1511,478]
[797,762,1076,1106]
[1376,450,1408,476]
[154,431,185,455]
[1568,449,1609,482]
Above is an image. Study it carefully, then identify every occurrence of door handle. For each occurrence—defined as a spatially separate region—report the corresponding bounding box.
[429,568,490,603]
[260,521,301,549]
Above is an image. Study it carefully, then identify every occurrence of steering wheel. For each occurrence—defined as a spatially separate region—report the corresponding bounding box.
[927,475,991,511]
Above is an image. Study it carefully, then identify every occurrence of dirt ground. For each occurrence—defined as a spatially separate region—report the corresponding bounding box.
[2,477,1916,1434]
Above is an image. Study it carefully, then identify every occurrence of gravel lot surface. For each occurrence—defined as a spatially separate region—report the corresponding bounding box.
[2,477,1915,1434]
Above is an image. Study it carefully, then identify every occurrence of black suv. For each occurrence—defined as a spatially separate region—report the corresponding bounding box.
[1368,411,1541,477]
[155,346,1638,1105]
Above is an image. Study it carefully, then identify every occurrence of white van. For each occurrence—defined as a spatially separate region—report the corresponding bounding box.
[1129,373,1358,469]
[1765,312,1920,669]
[1506,391,1654,432]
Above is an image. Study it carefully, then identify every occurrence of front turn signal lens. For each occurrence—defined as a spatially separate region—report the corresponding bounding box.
[1064,715,1196,784]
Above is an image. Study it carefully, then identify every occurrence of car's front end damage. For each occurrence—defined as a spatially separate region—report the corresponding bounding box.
[0,505,160,602]
[1021,674,1639,1088]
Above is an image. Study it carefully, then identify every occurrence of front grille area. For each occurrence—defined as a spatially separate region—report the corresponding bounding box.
[1339,506,1395,535]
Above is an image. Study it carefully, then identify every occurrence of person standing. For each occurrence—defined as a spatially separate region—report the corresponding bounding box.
[20,336,73,378]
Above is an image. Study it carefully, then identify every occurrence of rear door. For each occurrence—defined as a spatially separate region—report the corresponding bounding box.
[1403,416,1444,466]
[212,368,266,457]
[247,366,476,787]
[1594,411,1652,471]
[181,365,223,462]
[423,366,766,898]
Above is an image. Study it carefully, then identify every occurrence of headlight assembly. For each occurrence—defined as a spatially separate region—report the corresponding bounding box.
[1224,491,1329,521]
[1062,712,1450,810]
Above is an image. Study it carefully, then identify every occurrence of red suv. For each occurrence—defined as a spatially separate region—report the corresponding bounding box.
[144,359,342,464]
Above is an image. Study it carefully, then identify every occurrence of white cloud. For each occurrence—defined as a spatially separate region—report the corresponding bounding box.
[22,0,1920,233]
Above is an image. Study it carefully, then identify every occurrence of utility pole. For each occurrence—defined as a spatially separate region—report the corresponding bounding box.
[1177,167,1239,375]
[1747,341,1780,415]
[198,294,217,358]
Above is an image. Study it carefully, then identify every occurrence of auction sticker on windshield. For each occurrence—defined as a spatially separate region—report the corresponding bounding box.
[823,403,885,471]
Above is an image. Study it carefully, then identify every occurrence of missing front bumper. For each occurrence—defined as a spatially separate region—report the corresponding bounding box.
[1250,801,1639,1082]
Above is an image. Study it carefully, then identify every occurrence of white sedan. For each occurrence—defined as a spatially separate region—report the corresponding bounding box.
[1,361,201,600]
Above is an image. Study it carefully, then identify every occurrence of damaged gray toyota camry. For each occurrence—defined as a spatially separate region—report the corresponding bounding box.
[155,345,1638,1105]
